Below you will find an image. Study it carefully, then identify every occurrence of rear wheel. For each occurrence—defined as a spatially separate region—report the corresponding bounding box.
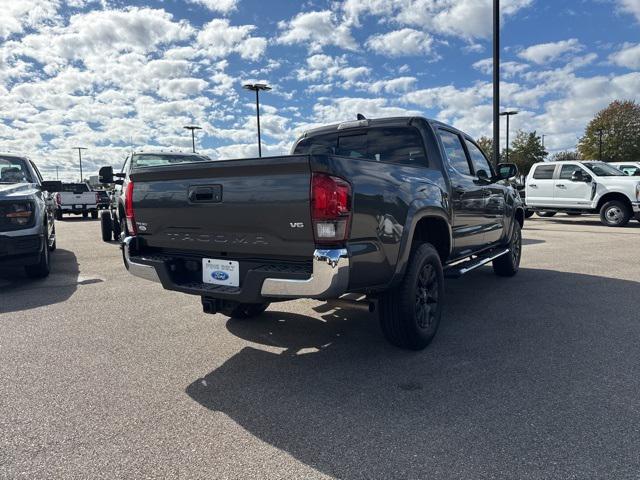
[493,222,522,277]
[378,243,443,350]
[55,209,62,220]
[220,302,270,319]
[82,211,88,219]
[599,200,631,227]
[101,211,113,241]
[536,211,556,217]
[524,210,534,219]
[25,228,51,278]
[90,210,98,220]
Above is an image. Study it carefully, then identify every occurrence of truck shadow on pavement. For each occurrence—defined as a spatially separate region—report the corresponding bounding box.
[186,267,640,479]
[0,248,96,314]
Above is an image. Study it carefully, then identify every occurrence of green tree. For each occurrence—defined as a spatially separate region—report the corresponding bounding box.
[551,150,581,161]
[505,130,547,176]
[577,100,640,162]
[476,136,494,162]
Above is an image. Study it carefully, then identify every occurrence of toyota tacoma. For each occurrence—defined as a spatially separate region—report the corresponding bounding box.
[111,117,525,350]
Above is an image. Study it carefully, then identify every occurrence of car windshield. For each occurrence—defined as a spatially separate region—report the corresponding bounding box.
[132,153,211,168]
[582,162,626,177]
[0,156,33,184]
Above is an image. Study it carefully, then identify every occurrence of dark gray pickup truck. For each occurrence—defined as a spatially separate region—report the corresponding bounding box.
[117,117,525,349]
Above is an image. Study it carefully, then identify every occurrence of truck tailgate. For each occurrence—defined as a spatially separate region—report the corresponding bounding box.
[130,156,315,259]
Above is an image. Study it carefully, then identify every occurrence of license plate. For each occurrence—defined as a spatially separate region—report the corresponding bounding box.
[202,259,239,287]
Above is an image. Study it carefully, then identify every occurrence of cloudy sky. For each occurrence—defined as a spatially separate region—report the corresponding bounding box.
[1,0,639,180]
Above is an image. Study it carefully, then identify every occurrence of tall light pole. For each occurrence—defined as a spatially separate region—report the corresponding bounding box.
[74,147,87,182]
[183,125,202,153]
[492,0,500,166]
[243,83,271,158]
[597,129,604,161]
[500,111,518,162]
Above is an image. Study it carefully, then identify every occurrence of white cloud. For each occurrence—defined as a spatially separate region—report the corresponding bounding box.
[0,0,61,40]
[157,78,208,100]
[197,19,267,61]
[296,54,369,85]
[311,97,421,125]
[278,10,357,52]
[343,0,533,40]
[609,43,640,70]
[367,77,417,94]
[186,0,238,14]
[366,29,435,57]
[617,0,640,22]
[518,39,583,65]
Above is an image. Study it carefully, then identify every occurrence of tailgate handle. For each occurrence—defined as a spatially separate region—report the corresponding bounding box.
[188,185,222,203]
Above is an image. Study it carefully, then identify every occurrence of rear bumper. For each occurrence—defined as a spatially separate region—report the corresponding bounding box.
[59,204,98,212]
[122,237,350,302]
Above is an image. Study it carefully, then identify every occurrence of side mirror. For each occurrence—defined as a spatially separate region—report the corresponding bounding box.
[40,180,62,192]
[496,163,518,180]
[99,166,114,184]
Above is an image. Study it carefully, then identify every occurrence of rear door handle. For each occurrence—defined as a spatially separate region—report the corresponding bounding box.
[529,184,537,188]
[556,184,566,188]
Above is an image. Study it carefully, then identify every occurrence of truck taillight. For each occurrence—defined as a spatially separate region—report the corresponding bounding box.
[125,181,137,235]
[311,173,351,244]
[55,193,61,205]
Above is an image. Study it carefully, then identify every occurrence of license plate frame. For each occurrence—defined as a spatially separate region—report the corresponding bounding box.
[202,258,240,287]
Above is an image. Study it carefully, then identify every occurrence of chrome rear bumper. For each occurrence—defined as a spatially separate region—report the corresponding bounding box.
[122,237,349,300]
[122,237,161,283]
[260,248,349,299]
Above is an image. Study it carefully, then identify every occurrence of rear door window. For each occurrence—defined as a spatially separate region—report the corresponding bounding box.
[532,165,556,179]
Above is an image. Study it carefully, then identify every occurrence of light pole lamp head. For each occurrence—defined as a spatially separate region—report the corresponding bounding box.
[499,110,519,116]
[183,125,202,131]
[243,83,272,92]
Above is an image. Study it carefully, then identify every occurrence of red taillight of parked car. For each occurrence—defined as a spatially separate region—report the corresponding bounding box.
[55,193,61,205]
[310,172,352,244]
[125,181,136,235]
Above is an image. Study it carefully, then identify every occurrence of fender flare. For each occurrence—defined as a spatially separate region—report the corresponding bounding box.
[388,202,452,289]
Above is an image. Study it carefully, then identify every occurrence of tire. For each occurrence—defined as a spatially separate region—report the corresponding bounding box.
[524,210,534,219]
[25,228,51,279]
[55,209,62,220]
[112,214,122,241]
[493,221,522,277]
[49,226,56,252]
[82,211,88,219]
[378,243,444,350]
[220,302,270,319]
[599,200,631,227]
[91,210,98,220]
[536,211,556,217]
[101,211,113,242]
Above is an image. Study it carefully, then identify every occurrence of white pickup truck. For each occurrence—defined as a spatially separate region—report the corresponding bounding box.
[55,182,99,220]
[525,161,640,227]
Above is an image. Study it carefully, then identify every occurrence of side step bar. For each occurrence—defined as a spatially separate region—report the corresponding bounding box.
[444,248,509,279]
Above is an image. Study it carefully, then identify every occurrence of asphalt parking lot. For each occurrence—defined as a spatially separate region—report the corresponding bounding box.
[1,216,639,479]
